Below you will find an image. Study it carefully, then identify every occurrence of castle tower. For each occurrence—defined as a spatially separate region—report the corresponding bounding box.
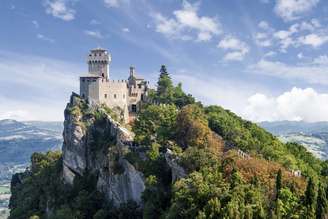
[129,66,136,78]
[87,48,111,79]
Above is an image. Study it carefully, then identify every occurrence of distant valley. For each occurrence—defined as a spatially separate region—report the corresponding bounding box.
[260,121,328,160]
[0,119,62,218]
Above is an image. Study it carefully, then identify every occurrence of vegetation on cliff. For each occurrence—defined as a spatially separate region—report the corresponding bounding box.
[9,65,328,218]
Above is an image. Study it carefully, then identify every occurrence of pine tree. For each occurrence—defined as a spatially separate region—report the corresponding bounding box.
[304,177,316,218]
[275,169,282,200]
[316,184,328,219]
[157,65,174,102]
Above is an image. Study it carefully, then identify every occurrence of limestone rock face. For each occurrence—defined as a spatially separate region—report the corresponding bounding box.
[165,149,187,182]
[62,95,87,181]
[97,159,145,205]
[62,93,145,206]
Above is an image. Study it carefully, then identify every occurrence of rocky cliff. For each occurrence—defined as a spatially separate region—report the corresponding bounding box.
[62,93,145,206]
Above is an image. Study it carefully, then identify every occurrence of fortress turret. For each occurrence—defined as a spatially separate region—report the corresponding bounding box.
[87,48,111,79]
[80,48,148,123]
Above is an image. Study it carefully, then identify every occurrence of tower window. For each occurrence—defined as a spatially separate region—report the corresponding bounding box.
[104,94,107,98]
[123,94,125,99]
[141,94,144,101]
[132,104,137,112]
[114,94,117,99]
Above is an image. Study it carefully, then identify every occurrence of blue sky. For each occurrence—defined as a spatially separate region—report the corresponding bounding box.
[1,0,328,122]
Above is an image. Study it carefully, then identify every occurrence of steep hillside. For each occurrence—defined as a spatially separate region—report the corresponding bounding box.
[9,69,328,219]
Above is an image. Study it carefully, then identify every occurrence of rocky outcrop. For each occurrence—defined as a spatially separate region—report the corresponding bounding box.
[165,149,187,182]
[62,93,145,206]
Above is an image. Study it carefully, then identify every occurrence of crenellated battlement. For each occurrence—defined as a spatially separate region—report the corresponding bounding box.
[80,48,149,123]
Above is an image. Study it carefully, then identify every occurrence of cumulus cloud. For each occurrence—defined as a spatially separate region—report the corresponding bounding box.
[298,33,328,47]
[174,72,328,122]
[254,21,275,47]
[254,19,327,51]
[274,0,319,21]
[249,57,328,85]
[37,34,55,43]
[122,27,130,32]
[153,1,222,42]
[243,87,328,122]
[43,0,76,21]
[218,36,249,61]
[84,30,104,39]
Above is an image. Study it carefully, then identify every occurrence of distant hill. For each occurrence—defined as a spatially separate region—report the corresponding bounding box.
[0,119,63,165]
[259,120,328,135]
[0,119,63,218]
[260,121,328,160]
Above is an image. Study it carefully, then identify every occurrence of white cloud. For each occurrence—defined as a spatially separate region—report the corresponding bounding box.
[264,51,276,57]
[0,50,82,121]
[243,87,328,122]
[313,55,328,65]
[254,19,328,51]
[254,21,275,47]
[37,34,55,43]
[104,0,121,7]
[298,34,328,47]
[299,19,321,31]
[258,21,270,30]
[250,58,328,85]
[153,1,222,42]
[174,72,328,122]
[32,20,39,28]
[104,0,130,8]
[274,0,319,21]
[173,73,253,113]
[122,27,130,32]
[84,30,104,39]
[90,19,101,25]
[297,52,304,59]
[218,36,249,61]
[43,0,76,21]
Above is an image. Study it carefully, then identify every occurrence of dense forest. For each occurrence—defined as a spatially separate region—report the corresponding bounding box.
[9,65,328,218]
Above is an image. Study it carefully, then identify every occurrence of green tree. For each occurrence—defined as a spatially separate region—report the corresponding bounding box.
[316,184,328,219]
[176,104,223,154]
[276,169,282,200]
[156,65,174,103]
[304,177,317,218]
[133,104,178,145]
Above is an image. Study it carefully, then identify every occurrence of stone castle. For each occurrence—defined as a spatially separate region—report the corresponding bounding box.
[80,48,149,123]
